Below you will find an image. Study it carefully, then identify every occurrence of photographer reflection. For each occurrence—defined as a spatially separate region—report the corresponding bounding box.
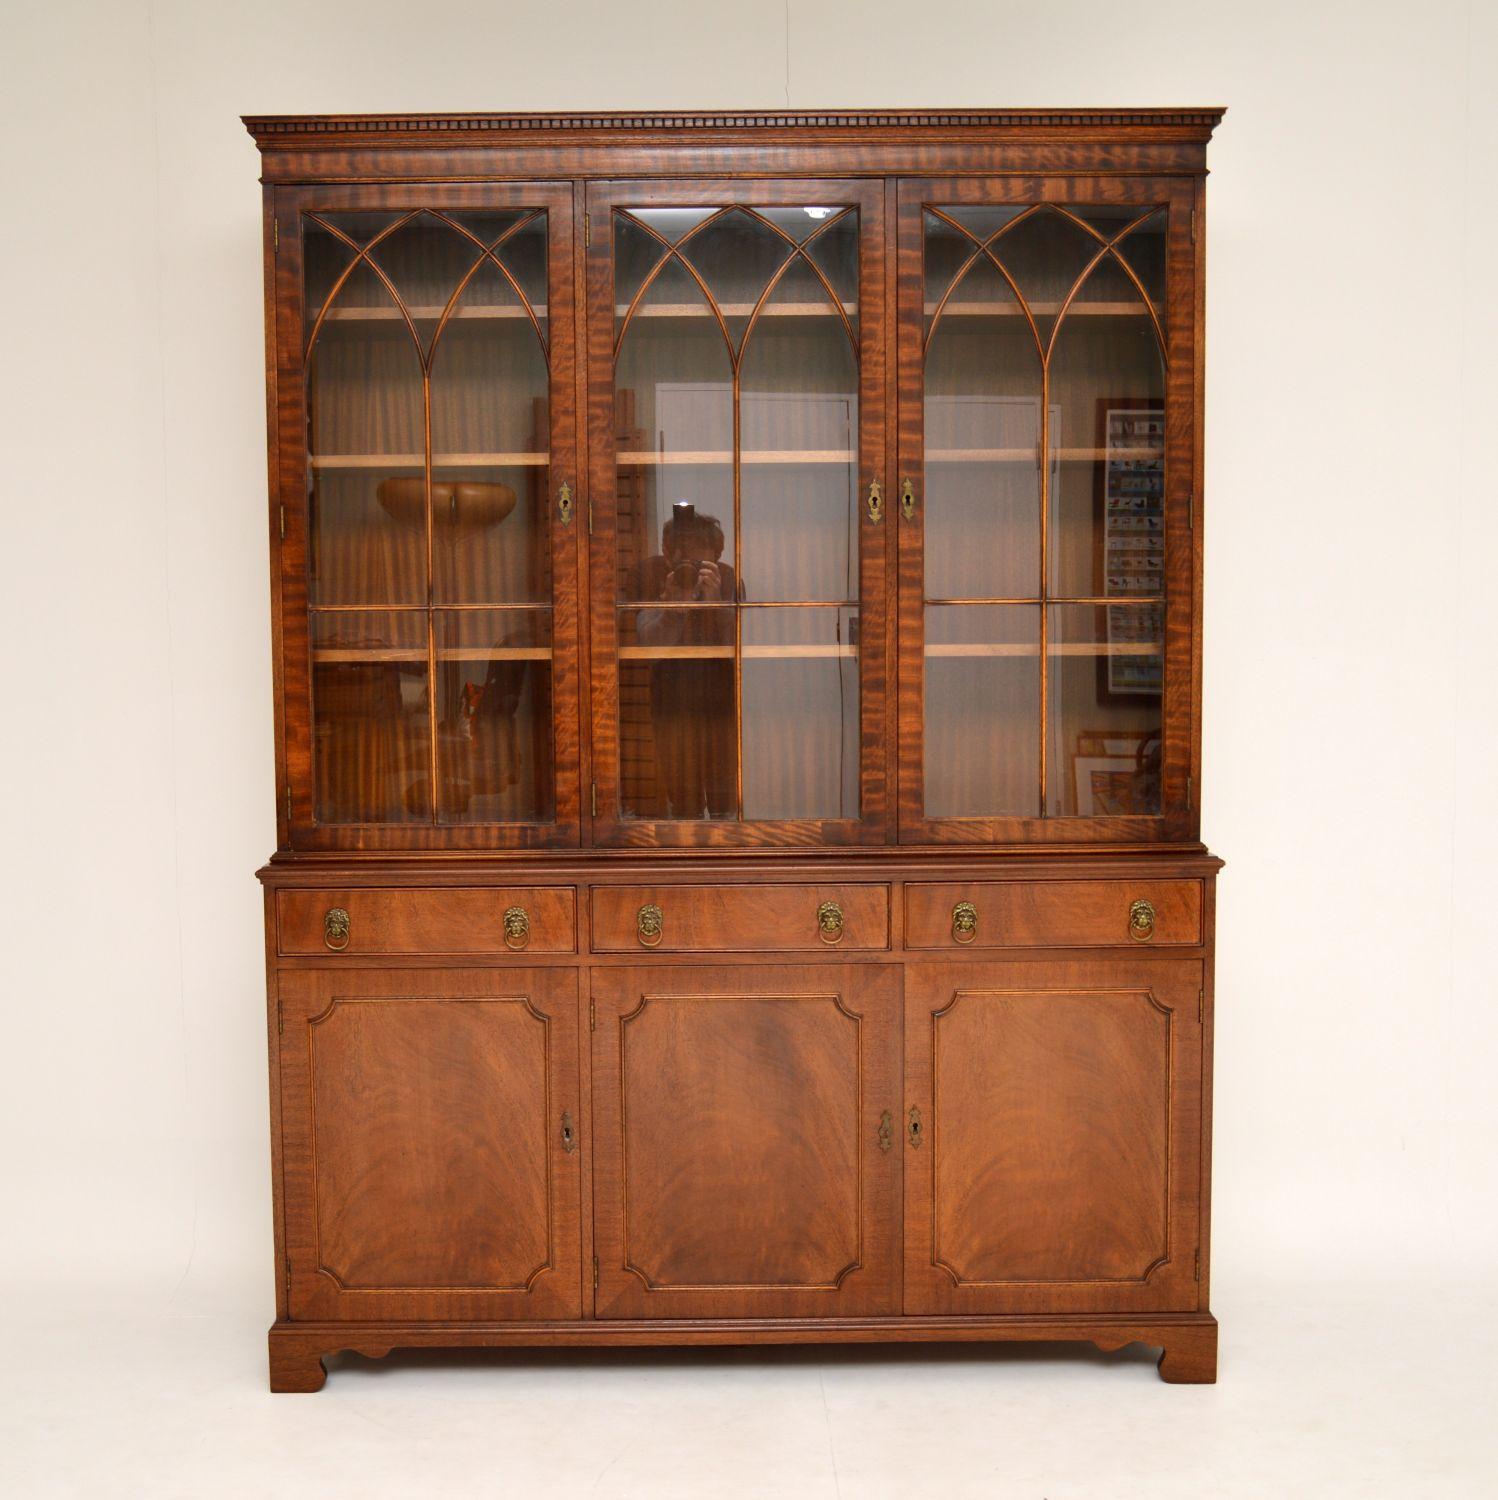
[634,502,739,819]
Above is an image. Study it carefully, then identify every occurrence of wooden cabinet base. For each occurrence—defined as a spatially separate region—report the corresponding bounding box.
[268,1313,1217,1391]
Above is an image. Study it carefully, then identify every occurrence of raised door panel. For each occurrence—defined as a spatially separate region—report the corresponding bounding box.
[278,967,582,1320]
[904,959,1201,1314]
[591,964,900,1318]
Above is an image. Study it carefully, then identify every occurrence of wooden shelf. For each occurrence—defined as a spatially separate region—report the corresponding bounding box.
[617,450,853,466]
[926,446,1161,463]
[925,642,1160,658]
[313,647,552,663]
[618,644,856,661]
[310,452,549,470]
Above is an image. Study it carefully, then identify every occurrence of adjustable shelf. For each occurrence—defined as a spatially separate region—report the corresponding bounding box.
[310,452,549,469]
[312,647,553,663]
[617,644,856,660]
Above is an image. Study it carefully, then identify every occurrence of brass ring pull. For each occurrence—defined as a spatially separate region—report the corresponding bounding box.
[1129,898,1156,942]
[323,907,350,952]
[817,900,845,945]
[637,902,663,948]
[503,906,530,950]
[951,900,978,945]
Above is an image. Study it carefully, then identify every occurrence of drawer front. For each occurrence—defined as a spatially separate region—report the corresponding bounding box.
[591,884,889,953]
[277,888,576,956]
[905,880,1201,950]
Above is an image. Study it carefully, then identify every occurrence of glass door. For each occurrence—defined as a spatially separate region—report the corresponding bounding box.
[586,181,887,846]
[276,184,580,848]
[896,179,1195,842]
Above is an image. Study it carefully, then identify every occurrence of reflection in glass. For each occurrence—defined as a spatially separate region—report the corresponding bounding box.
[436,609,553,823]
[923,248,1043,600]
[1047,603,1162,816]
[742,608,859,820]
[923,606,1039,818]
[618,606,736,821]
[311,610,430,822]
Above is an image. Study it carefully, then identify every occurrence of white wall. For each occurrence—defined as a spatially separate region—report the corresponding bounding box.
[3,0,1494,1307]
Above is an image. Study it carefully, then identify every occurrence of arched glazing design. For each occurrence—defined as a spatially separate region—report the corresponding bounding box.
[920,203,1167,820]
[612,205,861,823]
[302,208,555,826]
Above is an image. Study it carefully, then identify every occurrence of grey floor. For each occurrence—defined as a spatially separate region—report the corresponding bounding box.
[4,1276,1494,1498]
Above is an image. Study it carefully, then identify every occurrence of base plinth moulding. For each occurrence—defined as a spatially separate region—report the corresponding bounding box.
[268,1312,1218,1391]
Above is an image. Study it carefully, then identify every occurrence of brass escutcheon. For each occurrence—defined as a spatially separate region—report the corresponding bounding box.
[1129,898,1157,942]
[817,899,845,945]
[323,907,350,951]
[560,1111,578,1154]
[951,900,978,944]
[637,902,664,948]
[907,1105,923,1148]
[866,479,884,524]
[503,906,530,950]
[877,1109,893,1153]
[900,476,916,520]
[557,481,574,526]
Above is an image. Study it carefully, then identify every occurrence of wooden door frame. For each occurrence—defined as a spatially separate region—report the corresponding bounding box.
[277,966,584,1321]
[583,177,890,848]
[894,175,1199,845]
[903,957,1203,1315]
[271,180,583,850]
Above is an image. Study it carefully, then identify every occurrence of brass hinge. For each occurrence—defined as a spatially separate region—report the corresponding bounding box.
[589,998,596,1032]
[584,213,591,248]
[1188,492,1195,530]
[274,219,279,251]
[1186,774,1193,809]
[285,784,292,821]
[587,496,594,535]
[284,1254,292,1301]
[590,781,598,818]
[279,503,286,540]
[1194,1248,1201,1282]
[592,1255,599,1290]
[1198,988,1205,1024]
[1190,209,1197,243]
[277,1002,284,1038]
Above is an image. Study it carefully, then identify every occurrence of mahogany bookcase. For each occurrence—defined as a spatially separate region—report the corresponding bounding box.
[246,109,1226,1390]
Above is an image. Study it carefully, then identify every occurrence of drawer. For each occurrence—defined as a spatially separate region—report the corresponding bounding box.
[590,884,889,953]
[276,888,576,956]
[905,880,1201,950]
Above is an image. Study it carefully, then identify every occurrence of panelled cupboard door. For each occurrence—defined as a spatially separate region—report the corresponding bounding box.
[904,960,1203,1315]
[274,182,582,851]
[277,968,583,1320]
[591,965,900,1318]
[584,179,889,848]
[895,177,1198,844]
